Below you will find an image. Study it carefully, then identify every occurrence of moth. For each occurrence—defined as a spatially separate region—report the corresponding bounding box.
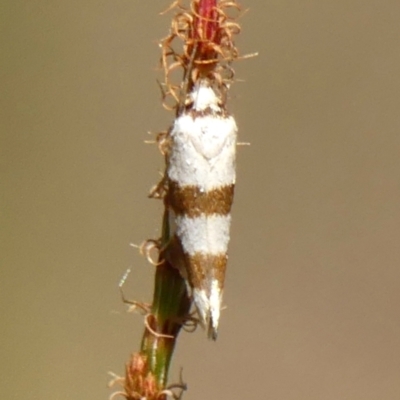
[165,79,237,339]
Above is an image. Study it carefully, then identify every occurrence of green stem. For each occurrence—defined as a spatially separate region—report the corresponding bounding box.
[140,209,191,388]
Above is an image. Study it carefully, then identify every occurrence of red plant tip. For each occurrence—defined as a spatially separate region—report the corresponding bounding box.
[192,0,220,61]
[194,0,218,42]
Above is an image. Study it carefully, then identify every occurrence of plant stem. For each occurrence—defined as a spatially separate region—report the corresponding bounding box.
[141,211,191,388]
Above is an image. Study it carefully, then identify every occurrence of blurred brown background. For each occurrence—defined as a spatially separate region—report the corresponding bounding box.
[2,1,400,399]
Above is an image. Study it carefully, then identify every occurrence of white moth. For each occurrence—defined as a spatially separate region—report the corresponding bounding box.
[165,79,237,339]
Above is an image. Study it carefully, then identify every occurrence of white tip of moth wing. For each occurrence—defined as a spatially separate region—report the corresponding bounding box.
[193,282,222,341]
[208,280,222,340]
[193,288,209,328]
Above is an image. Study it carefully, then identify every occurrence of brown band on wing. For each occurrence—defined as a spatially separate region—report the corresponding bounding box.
[167,180,234,217]
[185,252,227,291]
